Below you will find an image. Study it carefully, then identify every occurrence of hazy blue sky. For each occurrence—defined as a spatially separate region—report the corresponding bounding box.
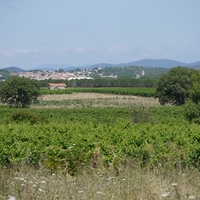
[0,0,199,69]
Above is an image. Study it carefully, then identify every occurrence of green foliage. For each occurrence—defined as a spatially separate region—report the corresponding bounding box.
[0,69,10,80]
[132,106,152,123]
[39,76,158,88]
[0,106,199,175]
[188,71,200,104]
[40,87,156,97]
[58,68,64,73]
[66,77,157,88]
[184,71,200,123]
[184,100,200,124]
[0,76,40,108]
[40,88,72,95]
[8,110,49,125]
[155,67,195,105]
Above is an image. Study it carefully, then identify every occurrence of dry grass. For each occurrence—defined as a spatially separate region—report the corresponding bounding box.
[1,165,199,200]
[37,93,160,108]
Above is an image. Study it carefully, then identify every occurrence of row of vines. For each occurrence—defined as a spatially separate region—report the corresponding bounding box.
[0,106,199,175]
[40,87,156,97]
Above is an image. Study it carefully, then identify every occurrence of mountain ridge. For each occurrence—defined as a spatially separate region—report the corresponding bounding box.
[2,59,200,72]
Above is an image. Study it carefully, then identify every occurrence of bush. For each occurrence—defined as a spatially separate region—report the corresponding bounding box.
[8,111,49,125]
[184,100,200,124]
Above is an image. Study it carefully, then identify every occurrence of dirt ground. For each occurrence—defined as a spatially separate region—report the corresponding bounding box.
[40,93,160,107]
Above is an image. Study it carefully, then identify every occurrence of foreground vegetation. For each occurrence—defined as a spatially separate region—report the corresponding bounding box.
[1,165,199,200]
[1,106,199,171]
[0,87,200,199]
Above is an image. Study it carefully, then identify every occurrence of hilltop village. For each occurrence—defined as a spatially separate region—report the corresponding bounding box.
[14,70,94,80]
[10,67,144,81]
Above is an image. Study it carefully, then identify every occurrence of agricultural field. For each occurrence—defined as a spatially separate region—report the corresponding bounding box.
[0,88,200,199]
[37,92,159,108]
[40,87,156,97]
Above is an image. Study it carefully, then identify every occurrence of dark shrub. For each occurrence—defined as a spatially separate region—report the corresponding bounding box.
[8,111,49,125]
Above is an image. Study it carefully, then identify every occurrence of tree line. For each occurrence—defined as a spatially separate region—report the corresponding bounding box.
[39,77,157,88]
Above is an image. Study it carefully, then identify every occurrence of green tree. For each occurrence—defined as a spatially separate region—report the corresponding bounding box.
[155,67,195,105]
[58,68,64,73]
[188,71,200,104]
[0,76,40,108]
[184,71,200,123]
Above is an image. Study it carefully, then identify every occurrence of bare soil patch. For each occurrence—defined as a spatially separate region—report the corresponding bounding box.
[39,93,160,108]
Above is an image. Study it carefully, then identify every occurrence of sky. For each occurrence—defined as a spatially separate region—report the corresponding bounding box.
[0,0,199,69]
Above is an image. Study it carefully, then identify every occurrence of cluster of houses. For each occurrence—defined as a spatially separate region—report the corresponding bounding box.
[7,68,146,90]
[14,70,93,81]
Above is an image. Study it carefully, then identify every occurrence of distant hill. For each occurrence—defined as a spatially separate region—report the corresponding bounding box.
[3,67,26,72]
[89,65,170,79]
[35,64,76,71]
[87,59,200,69]
[31,59,200,71]
[116,59,187,68]
[187,61,200,69]
[89,63,114,68]
[3,59,200,72]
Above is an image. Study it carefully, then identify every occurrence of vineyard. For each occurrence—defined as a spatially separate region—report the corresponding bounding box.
[0,105,199,173]
[40,87,156,97]
[0,88,200,199]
